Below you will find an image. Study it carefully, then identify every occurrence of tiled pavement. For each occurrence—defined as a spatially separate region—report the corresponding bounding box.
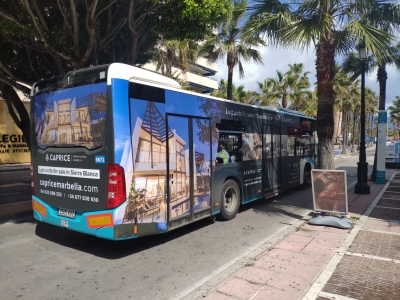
[200,169,399,300]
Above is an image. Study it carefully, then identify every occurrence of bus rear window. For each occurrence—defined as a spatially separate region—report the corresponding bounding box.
[32,82,107,150]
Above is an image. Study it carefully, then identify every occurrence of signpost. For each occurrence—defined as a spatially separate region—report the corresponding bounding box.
[376,110,387,184]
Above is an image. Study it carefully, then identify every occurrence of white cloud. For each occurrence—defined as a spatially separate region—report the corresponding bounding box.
[212,46,316,93]
[211,46,400,109]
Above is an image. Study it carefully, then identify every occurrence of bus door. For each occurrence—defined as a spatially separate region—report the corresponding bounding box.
[262,125,281,197]
[166,115,212,227]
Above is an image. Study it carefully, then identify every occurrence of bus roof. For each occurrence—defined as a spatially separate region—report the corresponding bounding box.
[107,64,315,120]
[32,62,315,121]
[108,63,181,89]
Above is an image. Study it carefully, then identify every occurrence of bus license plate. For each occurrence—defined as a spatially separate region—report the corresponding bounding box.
[60,219,69,228]
[58,208,76,219]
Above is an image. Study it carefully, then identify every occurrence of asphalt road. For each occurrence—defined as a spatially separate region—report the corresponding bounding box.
[0,150,376,300]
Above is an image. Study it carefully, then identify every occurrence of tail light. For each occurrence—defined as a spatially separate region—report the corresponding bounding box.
[107,164,126,209]
[30,160,35,195]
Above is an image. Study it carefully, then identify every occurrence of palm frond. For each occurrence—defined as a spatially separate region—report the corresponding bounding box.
[345,21,396,63]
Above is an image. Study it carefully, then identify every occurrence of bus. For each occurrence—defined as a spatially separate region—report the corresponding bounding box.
[30,63,319,240]
[386,141,400,166]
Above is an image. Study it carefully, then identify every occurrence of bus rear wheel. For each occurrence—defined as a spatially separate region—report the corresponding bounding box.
[218,180,240,221]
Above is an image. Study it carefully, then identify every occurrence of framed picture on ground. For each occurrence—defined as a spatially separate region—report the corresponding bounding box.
[311,169,348,214]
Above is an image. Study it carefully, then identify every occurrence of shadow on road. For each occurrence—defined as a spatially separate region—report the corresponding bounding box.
[34,217,216,259]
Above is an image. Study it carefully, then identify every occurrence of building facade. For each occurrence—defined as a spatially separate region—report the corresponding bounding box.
[141,57,219,94]
[0,96,30,164]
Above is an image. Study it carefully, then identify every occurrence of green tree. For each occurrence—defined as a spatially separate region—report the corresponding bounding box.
[211,79,258,103]
[256,63,311,109]
[0,0,230,147]
[244,0,400,169]
[152,39,198,78]
[388,96,400,135]
[365,88,379,141]
[342,46,400,178]
[303,89,318,118]
[199,0,265,100]
[284,63,312,110]
[333,64,352,145]
[254,79,281,106]
[211,79,228,99]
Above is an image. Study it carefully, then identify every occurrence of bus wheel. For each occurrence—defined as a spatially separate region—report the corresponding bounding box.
[301,168,311,189]
[218,180,240,221]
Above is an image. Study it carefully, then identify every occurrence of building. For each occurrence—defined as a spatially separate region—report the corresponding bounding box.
[0,94,30,164]
[141,57,219,94]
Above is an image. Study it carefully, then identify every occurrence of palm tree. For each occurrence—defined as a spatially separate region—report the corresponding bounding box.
[211,79,228,99]
[199,0,265,100]
[302,89,318,118]
[287,63,312,110]
[257,63,311,108]
[342,45,400,178]
[152,39,198,78]
[365,88,379,141]
[345,81,361,154]
[254,79,281,106]
[244,0,400,169]
[333,64,353,145]
[211,79,258,103]
[388,96,400,138]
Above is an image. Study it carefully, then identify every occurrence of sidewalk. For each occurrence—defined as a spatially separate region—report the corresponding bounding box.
[0,162,30,172]
[198,169,399,300]
[0,163,31,220]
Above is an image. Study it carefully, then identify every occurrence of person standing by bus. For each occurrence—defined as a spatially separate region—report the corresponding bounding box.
[217,141,230,164]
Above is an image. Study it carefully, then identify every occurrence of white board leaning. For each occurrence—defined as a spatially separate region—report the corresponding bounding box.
[311,169,348,215]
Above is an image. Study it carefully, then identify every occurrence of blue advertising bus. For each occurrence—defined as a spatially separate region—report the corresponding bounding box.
[30,63,319,240]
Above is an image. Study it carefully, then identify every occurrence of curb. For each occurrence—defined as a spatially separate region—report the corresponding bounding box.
[0,167,30,173]
[0,201,33,224]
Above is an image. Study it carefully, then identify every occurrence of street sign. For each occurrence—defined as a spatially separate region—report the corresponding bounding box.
[377,110,387,184]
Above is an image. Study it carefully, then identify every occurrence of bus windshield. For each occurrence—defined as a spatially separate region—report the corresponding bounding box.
[31,65,109,150]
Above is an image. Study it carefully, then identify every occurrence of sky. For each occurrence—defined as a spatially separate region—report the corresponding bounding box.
[211,46,400,110]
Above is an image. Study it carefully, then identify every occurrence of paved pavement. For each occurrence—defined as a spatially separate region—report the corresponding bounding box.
[0,163,31,220]
[197,169,400,300]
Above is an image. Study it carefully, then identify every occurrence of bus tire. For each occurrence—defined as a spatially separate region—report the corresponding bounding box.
[218,180,240,221]
[301,167,311,189]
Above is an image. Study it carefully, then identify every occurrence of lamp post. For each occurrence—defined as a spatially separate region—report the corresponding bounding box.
[355,42,370,194]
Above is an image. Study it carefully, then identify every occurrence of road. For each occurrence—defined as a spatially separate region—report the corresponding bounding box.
[0,150,376,300]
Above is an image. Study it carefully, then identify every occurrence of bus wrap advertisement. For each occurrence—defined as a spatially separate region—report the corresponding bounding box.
[32,83,108,211]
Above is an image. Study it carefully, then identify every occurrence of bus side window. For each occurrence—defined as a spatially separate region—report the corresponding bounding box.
[287,136,295,156]
[218,134,242,163]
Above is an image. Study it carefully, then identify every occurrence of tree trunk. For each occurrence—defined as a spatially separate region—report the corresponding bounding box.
[351,114,357,152]
[226,52,234,100]
[227,67,233,100]
[282,93,287,108]
[333,110,342,144]
[342,109,348,155]
[315,35,335,169]
[370,64,387,180]
[166,48,173,78]
[0,84,30,149]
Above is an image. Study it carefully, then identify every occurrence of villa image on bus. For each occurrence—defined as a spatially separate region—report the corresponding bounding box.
[30,63,319,240]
